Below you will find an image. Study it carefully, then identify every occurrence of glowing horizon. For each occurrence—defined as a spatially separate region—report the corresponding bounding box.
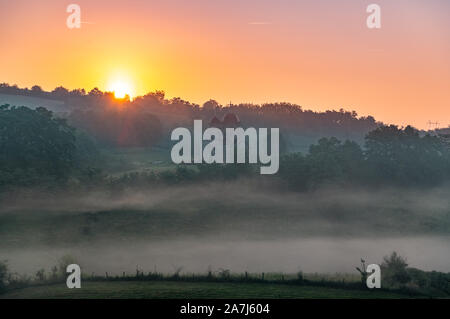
[1,0,449,129]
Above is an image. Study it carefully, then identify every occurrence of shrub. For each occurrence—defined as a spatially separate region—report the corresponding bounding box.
[381,252,411,288]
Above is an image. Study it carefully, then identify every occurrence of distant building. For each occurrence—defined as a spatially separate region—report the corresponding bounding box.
[209,115,222,127]
[222,113,240,127]
[208,112,241,129]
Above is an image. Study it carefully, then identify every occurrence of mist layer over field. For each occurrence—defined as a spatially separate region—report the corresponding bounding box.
[3,236,450,276]
[1,181,449,275]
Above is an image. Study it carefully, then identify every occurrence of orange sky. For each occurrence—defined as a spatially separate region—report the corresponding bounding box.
[1,0,449,129]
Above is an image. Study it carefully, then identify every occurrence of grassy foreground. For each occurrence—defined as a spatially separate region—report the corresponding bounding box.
[0,281,414,299]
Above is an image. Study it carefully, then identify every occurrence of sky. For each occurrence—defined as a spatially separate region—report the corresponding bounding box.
[0,0,449,129]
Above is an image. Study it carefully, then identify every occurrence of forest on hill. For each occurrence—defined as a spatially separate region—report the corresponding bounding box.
[1,96,450,192]
[1,83,380,150]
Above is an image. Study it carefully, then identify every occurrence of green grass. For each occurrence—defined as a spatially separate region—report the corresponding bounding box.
[0,281,413,299]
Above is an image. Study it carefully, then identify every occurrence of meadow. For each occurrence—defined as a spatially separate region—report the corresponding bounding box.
[0,281,413,299]
[1,101,450,299]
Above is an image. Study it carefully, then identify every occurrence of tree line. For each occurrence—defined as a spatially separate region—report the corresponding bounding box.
[1,103,450,192]
[1,83,382,147]
[279,125,450,189]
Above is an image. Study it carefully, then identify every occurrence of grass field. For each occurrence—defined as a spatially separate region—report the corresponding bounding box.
[0,281,414,299]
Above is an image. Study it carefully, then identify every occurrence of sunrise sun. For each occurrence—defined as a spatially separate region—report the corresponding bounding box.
[107,79,134,99]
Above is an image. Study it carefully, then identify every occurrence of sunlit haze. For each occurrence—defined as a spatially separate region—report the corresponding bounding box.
[1,0,449,128]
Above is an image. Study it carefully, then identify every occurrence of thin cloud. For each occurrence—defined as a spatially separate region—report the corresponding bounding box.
[248,22,272,25]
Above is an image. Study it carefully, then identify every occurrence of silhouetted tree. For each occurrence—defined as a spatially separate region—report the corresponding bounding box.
[0,105,77,187]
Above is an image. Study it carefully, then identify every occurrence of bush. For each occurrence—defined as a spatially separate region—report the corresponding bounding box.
[381,252,411,288]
